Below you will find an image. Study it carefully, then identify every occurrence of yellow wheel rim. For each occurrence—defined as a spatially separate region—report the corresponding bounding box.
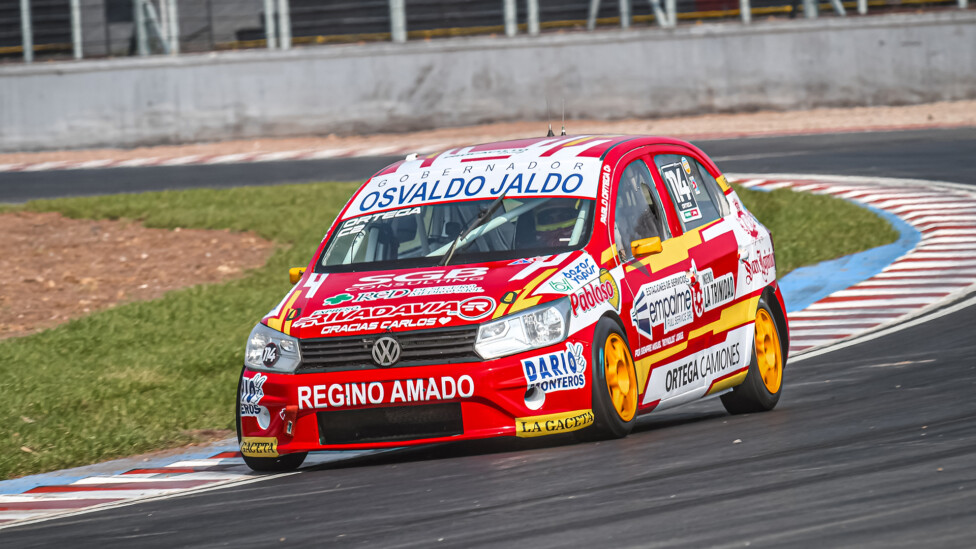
[604,333,638,422]
[754,309,783,394]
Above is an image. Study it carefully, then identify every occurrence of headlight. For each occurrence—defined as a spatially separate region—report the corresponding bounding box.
[244,323,302,373]
[474,298,571,360]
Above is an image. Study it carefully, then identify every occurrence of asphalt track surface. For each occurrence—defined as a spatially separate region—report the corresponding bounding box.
[2,128,975,547]
[1,127,975,203]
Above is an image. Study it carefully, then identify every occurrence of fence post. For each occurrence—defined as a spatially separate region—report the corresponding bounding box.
[134,0,148,55]
[527,0,539,35]
[20,0,33,63]
[587,0,600,30]
[740,0,751,23]
[803,0,818,18]
[504,0,517,36]
[665,0,676,27]
[277,0,291,49]
[168,0,180,54]
[857,0,867,14]
[70,0,82,59]
[389,0,406,43]
[960,0,968,9]
[619,0,630,28]
[646,0,667,27]
[263,0,277,48]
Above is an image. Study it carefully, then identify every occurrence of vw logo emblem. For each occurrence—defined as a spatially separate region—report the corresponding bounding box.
[371,336,401,367]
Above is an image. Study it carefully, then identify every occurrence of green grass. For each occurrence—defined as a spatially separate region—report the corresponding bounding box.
[0,182,896,479]
[734,185,899,275]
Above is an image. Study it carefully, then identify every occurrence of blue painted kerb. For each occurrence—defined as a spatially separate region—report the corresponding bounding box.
[777,202,921,313]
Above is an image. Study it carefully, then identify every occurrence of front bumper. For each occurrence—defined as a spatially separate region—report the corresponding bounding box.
[239,330,597,455]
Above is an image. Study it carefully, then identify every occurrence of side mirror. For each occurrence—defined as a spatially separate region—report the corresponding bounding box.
[631,237,663,258]
[289,267,306,284]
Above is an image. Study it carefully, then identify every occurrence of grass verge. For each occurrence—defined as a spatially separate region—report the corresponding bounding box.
[0,183,896,479]
[734,184,899,274]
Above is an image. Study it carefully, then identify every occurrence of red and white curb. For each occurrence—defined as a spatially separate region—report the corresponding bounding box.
[0,448,385,530]
[0,451,249,526]
[733,174,976,356]
[0,144,449,173]
[1,173,973,530]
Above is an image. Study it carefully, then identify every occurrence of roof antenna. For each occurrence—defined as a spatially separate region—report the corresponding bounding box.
[546,98,555,137]
[560,98,566,136]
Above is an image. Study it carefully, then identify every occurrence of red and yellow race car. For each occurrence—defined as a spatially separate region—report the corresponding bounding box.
[237,135,789,471]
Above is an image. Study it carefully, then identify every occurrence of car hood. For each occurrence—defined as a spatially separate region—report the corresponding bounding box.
[264,251,595,339]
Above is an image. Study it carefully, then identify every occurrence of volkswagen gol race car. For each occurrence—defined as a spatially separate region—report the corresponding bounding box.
[238,135,789,471]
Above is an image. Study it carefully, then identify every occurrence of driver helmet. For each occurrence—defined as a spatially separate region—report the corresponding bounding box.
[535,202,578,246]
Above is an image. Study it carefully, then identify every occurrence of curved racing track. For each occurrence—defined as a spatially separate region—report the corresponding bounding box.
[1,129,975,547]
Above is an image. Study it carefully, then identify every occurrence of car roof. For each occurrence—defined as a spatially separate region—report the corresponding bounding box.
[370,134,702,178]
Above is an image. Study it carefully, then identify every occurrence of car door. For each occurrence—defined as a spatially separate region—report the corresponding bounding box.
[650,150,747,403]
[606,154,698,412]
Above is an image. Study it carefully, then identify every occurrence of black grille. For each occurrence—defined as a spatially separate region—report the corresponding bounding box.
[317,403,463,445]
[297,326,480,372]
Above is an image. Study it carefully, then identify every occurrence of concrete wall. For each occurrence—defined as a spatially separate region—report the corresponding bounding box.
[1,11,974,152]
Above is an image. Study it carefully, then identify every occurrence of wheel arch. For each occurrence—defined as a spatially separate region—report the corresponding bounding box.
[762,285,790,361]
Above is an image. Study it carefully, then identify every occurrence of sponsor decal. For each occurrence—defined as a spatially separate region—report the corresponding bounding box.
[631,272,695,338]
[661,160,702,222]
[642,325,752,404]
[570,269,619,316]
[743,247,775,285]
[345,160,596,216]
[324,293,354,305]
[294,296,496,334]
[700,269,735,313]
[599,164,611,225]
[732,197,761,239]
[510,252,571,281]
[240,437,278,458]
[501,291,518,304]
[351,267,487,289]
[537,254,599,295]
[634,331,685,358]
[240,373,267,419]
[516,409,595,437]
[509,258,537,265]
[352,284,483,302]
[664,340,742,393]
[688,261,735,318]
[680,207,701,223]
[521,342,587,394]
[297,375,475,410]
[337,207,422,237]
[682,157,699,192]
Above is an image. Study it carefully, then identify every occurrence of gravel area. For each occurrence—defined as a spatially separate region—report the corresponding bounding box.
[0,212,274,340]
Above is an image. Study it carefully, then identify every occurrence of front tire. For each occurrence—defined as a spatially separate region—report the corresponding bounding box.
[236,367,307,472]
[581,319,639,440]
[721,296,786,414]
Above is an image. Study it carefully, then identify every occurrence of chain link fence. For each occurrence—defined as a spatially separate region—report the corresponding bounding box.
[1,0,969,63]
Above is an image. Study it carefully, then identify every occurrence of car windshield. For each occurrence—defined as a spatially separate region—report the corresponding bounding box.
[317,196,594,271]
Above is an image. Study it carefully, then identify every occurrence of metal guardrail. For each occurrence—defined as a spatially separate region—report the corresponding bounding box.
[1,0,969,64]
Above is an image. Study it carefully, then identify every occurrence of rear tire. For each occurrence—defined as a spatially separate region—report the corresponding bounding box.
[721,296,786,414]
[236,366,307,472]
[579,319,639,440]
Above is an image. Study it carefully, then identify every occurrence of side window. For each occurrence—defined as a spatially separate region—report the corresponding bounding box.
[655,154,722,231]
[613,160,670,263]
[693,160,731,218]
